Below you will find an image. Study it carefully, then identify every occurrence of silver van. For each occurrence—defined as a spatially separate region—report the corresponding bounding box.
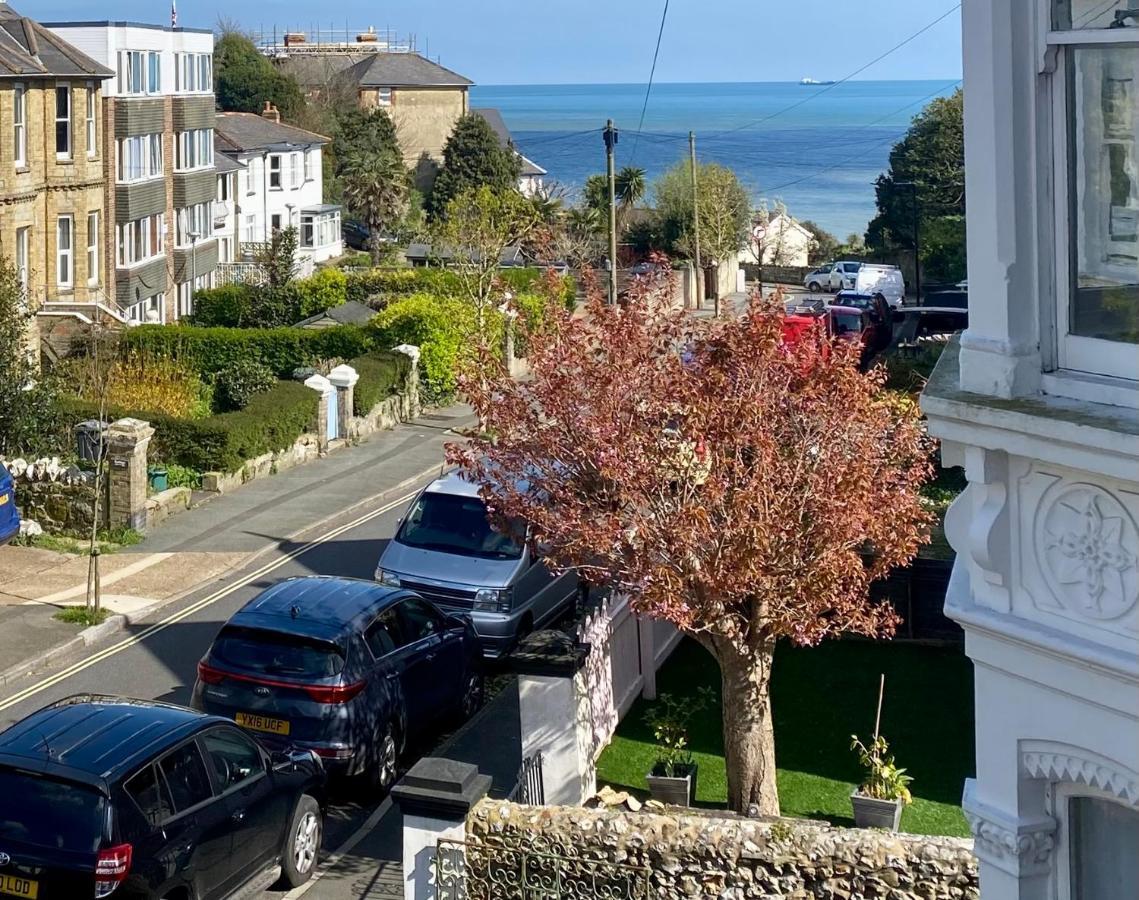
[375,471,580,658]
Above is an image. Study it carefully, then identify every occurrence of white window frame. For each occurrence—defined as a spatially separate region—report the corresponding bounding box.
[269,154,282,189]
[13,83,26,169]
[303,148,312,182]
[55,84,71,159]
[87,211,99,287]
[116,133,163,183]
[376,87,392,107]
[1046,13,1139,386]
[176,128,213,172]
[128,293,164,325]
[290,153,300,189]
[176,202,211,247]
[244,214,257,242]
[1050,781,1139,900]
[116,213,166,269]
[85,83,97,158]
[56,215,74,288]
[15,226,28,296]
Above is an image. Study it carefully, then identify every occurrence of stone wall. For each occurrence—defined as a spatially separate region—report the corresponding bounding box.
[467,801,978,900]
[1,458,106,535]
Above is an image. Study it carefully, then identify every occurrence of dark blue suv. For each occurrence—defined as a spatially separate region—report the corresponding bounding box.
[192,577,484,793]
[0,462,20,546]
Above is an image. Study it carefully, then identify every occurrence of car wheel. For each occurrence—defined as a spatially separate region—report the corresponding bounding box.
[280,795,322,888]
[808,281,821,293]
[372,723,399,794]
[460,672,485,720]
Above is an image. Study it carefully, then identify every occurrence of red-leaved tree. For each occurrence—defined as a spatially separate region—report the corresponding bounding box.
[448,274,933,814]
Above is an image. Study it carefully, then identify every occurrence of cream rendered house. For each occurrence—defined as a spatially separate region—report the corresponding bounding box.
[922,2,1139,899]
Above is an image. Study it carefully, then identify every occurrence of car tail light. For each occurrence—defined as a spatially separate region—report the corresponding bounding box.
[303,681,367,704]
[94,843,132,897]
[311,746,355,760]
[197,661,225,685]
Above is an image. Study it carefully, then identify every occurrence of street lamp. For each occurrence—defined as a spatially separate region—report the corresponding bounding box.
[893,182,921,304]
[189,231,200,317]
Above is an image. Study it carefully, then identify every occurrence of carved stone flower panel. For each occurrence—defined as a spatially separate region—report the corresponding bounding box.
[1035,483,1139,622]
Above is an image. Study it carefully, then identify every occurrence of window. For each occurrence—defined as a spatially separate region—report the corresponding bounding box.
[176,202,211,246]
[148,51,161,93]
[15,227,28,295]
[290,153,300,189]
[271,213,282,232]
[56,216,73,287]
[217,173,230,202]
[175,52,212,93]
[398,597,445,643]
[55,84,71,158]
[116,134,163,183]
[269,154,282,189]
[118,50,161,95]
[301,214,314,248]
[200,729,263,792]
[1067,794,1139,898]
[116,214,165,268]
[365,608,406,658]
[127,294,164,325]
[85,84,97,157]
[13,83,25,168]
[87,211,99,286]
[218,236,233,262]
[376,87,392,107]
[125,765,175,827]
[303,149,312,181]
[157,742,213,812]
[176,128,213,171]
[211,625,345,678]
[1049,4,1139,381]
[244,214,256,242]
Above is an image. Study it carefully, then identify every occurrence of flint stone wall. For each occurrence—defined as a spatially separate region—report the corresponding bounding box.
[1,458,105,534]
[468,800,978,900]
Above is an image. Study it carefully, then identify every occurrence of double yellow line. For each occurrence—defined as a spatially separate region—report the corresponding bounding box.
[0,491,418,715]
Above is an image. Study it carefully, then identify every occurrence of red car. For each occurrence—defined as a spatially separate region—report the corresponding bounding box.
[780,305,884,370]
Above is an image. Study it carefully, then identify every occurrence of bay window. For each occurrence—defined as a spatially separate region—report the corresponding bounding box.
[176,202,211,246]
[116,133,163,182]
[116,214,165,268]
[1048,1,1139,382]
[175,53,212,93]
[118,50,161,96]
[176,128,213,171]
[127,294,164,324]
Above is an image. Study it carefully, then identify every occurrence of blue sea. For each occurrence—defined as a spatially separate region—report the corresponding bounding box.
[470,80,960,239]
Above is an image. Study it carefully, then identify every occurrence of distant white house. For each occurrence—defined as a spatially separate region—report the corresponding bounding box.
[751,214,815,268]
[214,105,343,264]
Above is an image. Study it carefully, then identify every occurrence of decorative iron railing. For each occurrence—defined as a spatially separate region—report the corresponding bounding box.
[434,836,651,900]
[506,752,545,806]
[215,262,267,287]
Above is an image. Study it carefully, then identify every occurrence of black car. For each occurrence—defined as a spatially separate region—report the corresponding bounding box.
[192,577,484,793]
[0,695,326,899]
[341,220,370,251]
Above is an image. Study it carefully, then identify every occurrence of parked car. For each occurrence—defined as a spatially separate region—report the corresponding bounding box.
[341,220,370,251]
[0,695,326,900]
[917,288,969,335]
[803,261,862,293]
[832,291,895,353]
[852,264,906,307]
[828,304,886,369]
[0,461,19,546]
[376,470,581,659]
[193,576,484,792]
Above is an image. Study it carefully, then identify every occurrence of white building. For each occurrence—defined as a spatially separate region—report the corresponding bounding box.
[751,214,815,268]
[214,106,342,265]
[44,19,219,322]
[921,2,1139,900]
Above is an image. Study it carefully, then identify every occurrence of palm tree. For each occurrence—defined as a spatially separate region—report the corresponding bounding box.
[614,166,646,232]
[340,149,411,265]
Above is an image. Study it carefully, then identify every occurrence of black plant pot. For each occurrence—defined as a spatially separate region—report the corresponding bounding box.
[646,763,698,807]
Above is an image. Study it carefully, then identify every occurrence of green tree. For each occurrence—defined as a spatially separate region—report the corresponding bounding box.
[429,115,522,217]
[332,108,402,177]
[654,160,751,265]
[0,259,61,458]
[866,89,965,283]
[341,149,411,264]
[800,220,840,265]
[615,166,647,232]
[581,174,609,216]
[214,31,305,119]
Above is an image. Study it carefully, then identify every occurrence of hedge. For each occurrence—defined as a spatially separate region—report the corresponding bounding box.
[350,350,414,416]
[120,325,375,378]
[344,266,574,308]
[62,381,319,473]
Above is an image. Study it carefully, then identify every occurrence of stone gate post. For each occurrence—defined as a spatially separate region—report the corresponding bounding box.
[105,418,154,532]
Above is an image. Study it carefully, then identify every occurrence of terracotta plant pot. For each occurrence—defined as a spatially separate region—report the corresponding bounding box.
[646,763,697,807]
[850,791,904,830]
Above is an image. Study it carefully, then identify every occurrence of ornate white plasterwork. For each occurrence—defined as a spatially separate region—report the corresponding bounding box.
[1021,741,1139,807]
[962,779,1057,877]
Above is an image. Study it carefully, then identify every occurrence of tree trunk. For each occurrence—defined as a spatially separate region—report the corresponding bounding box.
[714,640,779,815]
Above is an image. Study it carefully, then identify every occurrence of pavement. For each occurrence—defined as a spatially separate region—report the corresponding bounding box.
[0,401,528,899]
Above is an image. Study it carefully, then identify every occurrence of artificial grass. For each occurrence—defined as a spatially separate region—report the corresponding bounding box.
[596,638,974,836]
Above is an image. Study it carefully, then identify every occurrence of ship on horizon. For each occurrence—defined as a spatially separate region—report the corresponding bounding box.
[800,77,837,85]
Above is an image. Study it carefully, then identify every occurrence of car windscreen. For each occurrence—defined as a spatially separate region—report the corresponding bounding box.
[0,769,105,853]
[396,492,523,560]
[211,626,345,677]
[832,313,864,334]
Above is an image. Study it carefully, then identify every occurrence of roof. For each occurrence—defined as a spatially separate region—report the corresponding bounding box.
[406,243,524,265]
[40,19,212,35]
[295,300,376,328]
[0,5,114,80]
[231,576,401,638]
[0,696,212,788]
[424,469,484,499]
[472,108,546,177]
[342,52,472,88]
[214,112,330,153]
[212,144,243,174]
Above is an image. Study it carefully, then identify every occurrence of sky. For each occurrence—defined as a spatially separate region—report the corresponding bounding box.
[19,0,963,85]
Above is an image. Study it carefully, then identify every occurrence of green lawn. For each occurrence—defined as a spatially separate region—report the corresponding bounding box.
[596,638,974,836]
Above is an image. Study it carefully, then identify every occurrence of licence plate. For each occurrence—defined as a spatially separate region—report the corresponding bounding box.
[0,875,38,899]
[235,712,290,735]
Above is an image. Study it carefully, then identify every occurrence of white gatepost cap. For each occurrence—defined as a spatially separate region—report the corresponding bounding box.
[328,364,360,388]
[303,374,334,395]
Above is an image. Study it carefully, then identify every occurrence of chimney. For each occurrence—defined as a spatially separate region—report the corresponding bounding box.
[261,101,281,124]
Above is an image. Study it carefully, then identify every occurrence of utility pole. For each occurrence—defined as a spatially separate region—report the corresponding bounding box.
[895,181,921,304]
[604,120,619,305]
[689,131,707,314]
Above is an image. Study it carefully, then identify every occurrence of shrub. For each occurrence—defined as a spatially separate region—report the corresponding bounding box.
[120,325,375,379]
[69,351,210,419]
[214,358,276,411]
[350,350,413,415]
[295,268,348,319]
[510,292,561,358]
[336,252,373,269]
[189,284,254,327]
[369,294,478,403]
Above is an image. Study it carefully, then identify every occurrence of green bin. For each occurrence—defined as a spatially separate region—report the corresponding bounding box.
[148,466,168,492]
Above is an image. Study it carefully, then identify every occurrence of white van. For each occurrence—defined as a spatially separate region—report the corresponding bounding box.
[854,265,906,307]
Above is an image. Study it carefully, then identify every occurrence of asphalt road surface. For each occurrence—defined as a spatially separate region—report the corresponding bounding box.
[0,485,427,898]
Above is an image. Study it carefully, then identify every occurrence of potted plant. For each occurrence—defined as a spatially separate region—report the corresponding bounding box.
[643,687,713,807]
[849,675,912,831]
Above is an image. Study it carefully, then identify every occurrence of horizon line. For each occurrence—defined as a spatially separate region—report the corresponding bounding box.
[471,77,962,88]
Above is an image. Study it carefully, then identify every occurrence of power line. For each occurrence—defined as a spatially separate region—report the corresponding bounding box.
[701,4,961,141]
[630,0,671,163]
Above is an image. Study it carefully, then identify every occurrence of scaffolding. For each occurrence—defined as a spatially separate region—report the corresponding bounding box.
[255,25,417,58]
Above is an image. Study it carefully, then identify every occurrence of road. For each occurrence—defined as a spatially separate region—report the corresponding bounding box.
[0,481,429,898]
